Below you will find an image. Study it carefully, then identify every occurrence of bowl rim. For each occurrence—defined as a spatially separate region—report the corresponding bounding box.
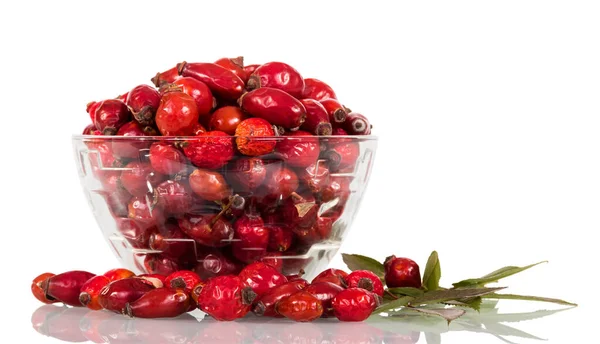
[72,134,379,140]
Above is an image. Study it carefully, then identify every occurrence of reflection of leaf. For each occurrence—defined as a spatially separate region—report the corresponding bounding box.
[342,254,385,279]
[388,287,424,298]
[374,296,413,313]
[425,332,441,344]
[484,322,546,341]
[464,307,572,323]
[409,287,505,306]
[405,307,466,324]
[422,251,441,291]
[453,261,546,288]
[482,293,577,306]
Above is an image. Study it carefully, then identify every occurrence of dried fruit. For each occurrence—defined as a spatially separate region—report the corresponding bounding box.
[164,270,202,294]
[153,180,192,216]
[234,117,276,156]
[120,162,164,196]
[305,281,344,317]
[243,64,260,75]
[188,168,231,201]
[137,274,166,288]
[332,288,378,322]
[252,280,308,317]
[149,142,188,175]
[209,106,247,135]
[276,290,323,322]
[276,130,320,168]
[238,262,288,298]
[143,254,182,275]
[40,271,96,307]
[282,192,318,229]
[312,269,348,286]
[126,84,161,126]
[178,62,245,101]
[247,62,305,99]
[239,88,306,129]
[196,275,256,321]
[98,278,154,313]
[302,78,337,101]
[227,157,267,191]
[344,113,372,135]
[178,212,234,247]
[79,275,110,310]
[31,273,56,304]
[320,98,347,124]
[299,160,331,194]
[155,90,199,136]
[384,256,422,289]
[323,141,360,172]
[103,268,135,282]
[93,99,131,135]
[172,77,214,118]
[345,270,384,296]
[183,131,234,169]
[300,99,332,135]
[112,121,149,158]
[267,225,293,252]
[152,66,180,87]
[215,56,248,83]
[124,288,190,318]
[264,165,299,199]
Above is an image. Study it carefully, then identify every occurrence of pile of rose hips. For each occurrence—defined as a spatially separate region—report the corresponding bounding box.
[81,57,374,280]
[31,256,420,322]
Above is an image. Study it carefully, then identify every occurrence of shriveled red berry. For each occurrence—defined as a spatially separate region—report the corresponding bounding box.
[40,271,96,307]
[172,77,214,118]
[324,141,360,172]
[152,66,180,87]
[264,165,299,199]
[234,118,276,156]
[244,64,260,76]
[112,121,149,159]
[178,212,233,247]
[137,274,167,288]
[178,62,245,101]
[276,130,320,168]
[247,62,305,99]
[321,175,352,205]
[189,168,231,201]
[215,56,248,83]
[252,280,308,317]
[276,290,323,322]
[332,127,349,135]
[302,78,337,101]
[82,124,101,135]
[313,269,348,285]
[209,106,248,135]
[183,131,234,169]
[116,218,156,249]
[79,275,110,310]
[384,256,422,289]
[345,270,384,297]
[320,98,348,124]
[294,216,333,245]
[260,252,284,272]
[86,101,100,122]
[305,281,344,317]
[267,225,293,252]
[103,268,135,282]
[124,288,190,318]
[93,99,131,135]
[344,113,372,135]
[239,88,307,129]
[332,288,378,322]
[232,213,270,263]
[155,90,199,136]
[126,85,161,126]
[227,157,267,191]
[31,273,56,304]
[195,250,243,279]
[127,195,164,227]
[282,192,318,229]
[196,275,257,321]
[238,262,288,298]
[98,277,154,313]
[300,99,332,135]
[143,254,182,275]
[120,162,164,196]
[149,142,188,176]
[153,180,192,216]
[164,270,202,294]
[299,160,331,194]
[148,222,195,260]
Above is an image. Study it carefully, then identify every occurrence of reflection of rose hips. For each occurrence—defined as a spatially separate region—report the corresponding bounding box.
[332,288,378,322]
[276,290,323,322]
[196,275,257,321]
[183,131,234,169]
[345,270,384,297]
[155,91,199,136]
[209,106,248,135]
[234,118,276,156]
[384,256,422,289]
[238,262,288,298]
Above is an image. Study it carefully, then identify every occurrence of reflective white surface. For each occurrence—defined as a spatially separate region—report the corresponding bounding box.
[29,301,579,343]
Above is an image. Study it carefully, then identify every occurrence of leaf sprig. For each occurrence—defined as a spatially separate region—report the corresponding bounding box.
[341,251,576,323]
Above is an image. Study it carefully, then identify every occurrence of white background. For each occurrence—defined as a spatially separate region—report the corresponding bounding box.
[0,0,598,343]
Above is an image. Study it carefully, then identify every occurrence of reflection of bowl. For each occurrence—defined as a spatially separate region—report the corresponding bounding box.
[73,135,377,279]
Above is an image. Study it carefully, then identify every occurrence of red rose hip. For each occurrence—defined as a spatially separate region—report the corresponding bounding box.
[196,275,257,321]
[79,275,110,310]
[305,281,344,317]
[149,142,188,175]
[276,130,320,168]
[31,273,56,304]
[384,256,422,289]
[235,118,276,156]
[302,78,337,101]
[276,291,323,322]
[173,77,215,117]
[345,270,384,296]
[40,271,96,307]
[103,268,136,282]
[228,157,268,191]
[152,66,180,87]
[300,99,332,135]
[238,88,307,129]
[215,56,248,83]
[126,84,161,126]
[93,99,131,135]
[232,213,270,263]
[183,131,234,169]
[188,168,231,201]
[344,113,372,135]
[238,262,288,298]
[177,61,245,101]
[320,98,347,124]
[165,270,202,294]
[155,90,199,136]
[98,278,154,313]
[332,288,378,322]
[264,165,299,199]
[247,61,305,99]
[252,280,308,317]
[209,106,247,135]
[124,288,190,318]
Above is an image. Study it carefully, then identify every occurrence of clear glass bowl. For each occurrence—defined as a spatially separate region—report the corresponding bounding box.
[73,135,377,279]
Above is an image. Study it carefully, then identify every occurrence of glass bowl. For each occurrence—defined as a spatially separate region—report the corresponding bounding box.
[72,135,377,279]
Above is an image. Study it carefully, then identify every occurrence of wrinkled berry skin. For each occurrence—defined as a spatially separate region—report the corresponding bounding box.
[276,290,323,322]
[155,91,199,136]
[299,160,331,194]
[153,180,192,216]
[103,268,136,282]
[239,88,307,129]
[282,192,318,229]
[152,66,180,87]
[124,288,190,318]
[264,165,299,199]
[120,161,164,196]
[247,62,305,99]
[196,275,256,321]
[31,273,56,304]
[300,99,332,135]
[195,250,243,279]
[116,218,155,249]
[238,262,288,298]
[173,77,214,117]
[112,121,149,158]
[178,62,245,101]
[320,98,348,124]
[79,275,110,310]
[188,169,231,201]
[312,269,348,286]
[228,157,267,191]
[332,288,378,322]
[252,280,308,317]
[276,130,320,168]
[126,85,161,126]
[267,225,293,252]
[93,99,131,135]
[384,256,422,289]
[234,117,277,156]
[183,131,234,169]
[143,254,182,275]
[178,213,234,247]
[324,141,360,172]
[98,278,154,313]
[215,56,248,83]
[149,142,188,175]
[40,271,96,307]
[305,281,344,317]
[232,214,270,263]
[344,113,372,135]
[302,78,337,101]
[345,270,384,296]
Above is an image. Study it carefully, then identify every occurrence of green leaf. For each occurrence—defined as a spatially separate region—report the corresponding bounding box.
[444,297,482,311]
[452,261,547,288]
[409,287,505,306]
[422,251,441,291]
[374,296,413,313]
[387,287,425,298]
[342,253,385,279]
[482,293,577,307]
[405,307,466,324]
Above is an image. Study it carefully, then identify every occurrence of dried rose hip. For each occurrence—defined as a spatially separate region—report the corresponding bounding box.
[267,225,293,252]
[260,252,284,272]
[149,142,188,175]
[112,121,149,159]
[183,131,234,169]
[305,281,344,317]
[215,56,248,83]
[276,130,320,168]
[276,290,323,322]
[164,270,202,294]
[178,212,234,247]
[82,124,101,135]
[332,127,349,135]
[300,99,332,135]
[209,106,247,135]
[152,66,180,87]
[173,77,214,118]
[247,62,305,99]
[143,254,182,275]
[189,168,231,201]
[79,275,110,310]
[264,165,299,199]
[116,217,155,249]
[137,273,167,288]
[227,157,267,191]
[238,262,288,298]
[93,99,131,135]
[196,275,256,321]
[98,277,154,313]
[313,269,348,284]
[332,288,379,322]
[128,195,164,227]
[243,64,260,75]
[302,78,337,101]
[155,90,199,136]
[153,180,192,216]
[323,141,360,172]
[148,222,195,260]
[195,250,243,279]
[239,88,306,129]
[120,161,164,196]
[320,175,352,205]
[344,113,372,135]
[299,160,331,194]
[294,216,333,245]
[384,256,422,289]
[124,288,190,318]
[320,98,348,124]
[126,85,161,126]
[103,268,136,282]
[345,270,384,297]
[31,273,56,304]
[282,192,319,229]
[232,212,270,263]
[252,280,308,317]
[40,271,96,307]
[234,117,276,156]
[177,61,245,101]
